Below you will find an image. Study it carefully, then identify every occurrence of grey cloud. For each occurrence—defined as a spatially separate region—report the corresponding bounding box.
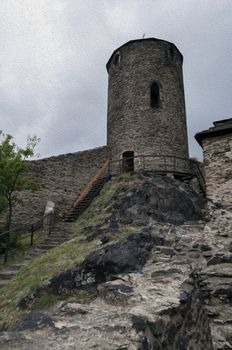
[0,0,231,161]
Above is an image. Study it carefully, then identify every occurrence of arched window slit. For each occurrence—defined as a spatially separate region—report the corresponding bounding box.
[150,81,160,108]
[114,52,121,66]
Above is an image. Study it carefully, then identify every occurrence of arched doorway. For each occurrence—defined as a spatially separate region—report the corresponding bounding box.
[122,151,134,173]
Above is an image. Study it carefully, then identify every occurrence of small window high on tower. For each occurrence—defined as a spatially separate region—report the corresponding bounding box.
[114,51,121,66]
[150,81,160,108]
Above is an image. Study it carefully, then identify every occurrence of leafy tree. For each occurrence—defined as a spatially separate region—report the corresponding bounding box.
[0,131,40,234]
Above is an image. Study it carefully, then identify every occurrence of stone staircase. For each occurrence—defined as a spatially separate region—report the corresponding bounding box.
[0,222,74,288]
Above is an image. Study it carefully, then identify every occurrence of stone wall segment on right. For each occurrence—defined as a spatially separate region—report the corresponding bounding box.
[195,118,232,201]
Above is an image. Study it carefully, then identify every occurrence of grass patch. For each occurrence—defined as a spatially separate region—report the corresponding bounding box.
[118,224,141,236]
[0,232,100,329]
[73,173,138,233]
[69,289,98,304]
[32,292,67,310]
[33,289,98,310]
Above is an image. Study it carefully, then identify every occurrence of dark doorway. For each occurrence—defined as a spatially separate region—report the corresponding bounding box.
[122,151,134,173]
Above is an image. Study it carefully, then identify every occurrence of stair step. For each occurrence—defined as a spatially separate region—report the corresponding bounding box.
[0,270,18,279]
[72,212,83,216]
[43,241,65,245]
[51,234,70,238]
[74,208,86,213]
[0,280,7,288]
[28,251,45,257]
[44,237,66,242]
[74,205,87,210]
[37,244,57,250]
[72,209,85,214]
[11,262,28,269]
[75,204,86,208]
[45,235,67,239]
[29,247,47,253]
[46,237,67,241]
[32,248,48,253]
[66,218,76,221]
[21,258,34,263]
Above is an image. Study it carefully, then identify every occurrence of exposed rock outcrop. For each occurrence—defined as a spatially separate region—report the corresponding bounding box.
[0,225,214,349]
[0,172,231,349]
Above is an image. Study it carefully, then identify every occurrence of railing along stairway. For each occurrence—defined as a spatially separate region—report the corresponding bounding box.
[64,160,111,222]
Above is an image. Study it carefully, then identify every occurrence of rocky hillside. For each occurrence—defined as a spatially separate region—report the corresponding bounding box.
[0,172,231,349]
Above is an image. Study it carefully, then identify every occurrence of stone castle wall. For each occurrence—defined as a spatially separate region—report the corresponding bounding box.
[107,39,189,172]
[202,133,232,207]
[12,146,109,226]
[198,131,232,348]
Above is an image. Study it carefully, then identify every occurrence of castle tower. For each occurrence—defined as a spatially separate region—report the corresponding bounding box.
[106,38,189,174]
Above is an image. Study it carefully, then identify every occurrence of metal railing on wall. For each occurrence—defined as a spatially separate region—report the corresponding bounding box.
[0,211,54,263]
[109,154,206,193]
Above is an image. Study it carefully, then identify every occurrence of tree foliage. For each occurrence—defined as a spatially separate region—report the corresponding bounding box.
[0,131,40,232]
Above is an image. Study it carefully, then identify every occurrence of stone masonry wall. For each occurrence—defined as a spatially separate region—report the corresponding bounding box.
[12,146,109,227]
[107,39,189,173]
[202,133,232,207]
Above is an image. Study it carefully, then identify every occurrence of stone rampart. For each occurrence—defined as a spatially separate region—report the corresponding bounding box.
[12,146,109,227]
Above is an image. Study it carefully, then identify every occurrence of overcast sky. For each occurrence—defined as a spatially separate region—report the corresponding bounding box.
[0,0,231,160]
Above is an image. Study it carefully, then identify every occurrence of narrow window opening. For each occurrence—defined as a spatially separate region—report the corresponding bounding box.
[114,51,121,66]
[150,81,160,108]
[122,151,134,173]
[169,46,175,62]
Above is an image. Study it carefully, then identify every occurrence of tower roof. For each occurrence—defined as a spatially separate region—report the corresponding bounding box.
[106,38,183,72]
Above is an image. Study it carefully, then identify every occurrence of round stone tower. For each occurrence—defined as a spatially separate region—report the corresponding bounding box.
[106,38,189,174]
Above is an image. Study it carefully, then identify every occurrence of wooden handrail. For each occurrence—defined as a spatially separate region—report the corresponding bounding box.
[73,160,111,208]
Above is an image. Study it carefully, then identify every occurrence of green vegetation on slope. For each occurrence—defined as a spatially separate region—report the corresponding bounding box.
[0,173,138,329]
[0,233,100,329]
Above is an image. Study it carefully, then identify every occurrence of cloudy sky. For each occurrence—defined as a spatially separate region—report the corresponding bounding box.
[0,0,231,160]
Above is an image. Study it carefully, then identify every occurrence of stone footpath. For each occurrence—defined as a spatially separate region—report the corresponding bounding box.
[0,222,74,289]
